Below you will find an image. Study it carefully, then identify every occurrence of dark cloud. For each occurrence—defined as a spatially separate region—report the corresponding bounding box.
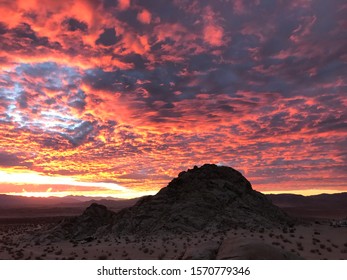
[68,89,86,111]
[62,18,88,32]
[64,121,95,146]
[96,28,119,46]
[0,22,7,35]
[0,151,32,168]
[16,91,29,109]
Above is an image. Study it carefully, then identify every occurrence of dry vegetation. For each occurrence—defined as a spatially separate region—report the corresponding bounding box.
[1,219,346,260]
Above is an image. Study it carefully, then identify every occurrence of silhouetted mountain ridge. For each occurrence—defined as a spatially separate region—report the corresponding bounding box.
[40,164,292,241]
[268,193,347,219]
[0,194,127,208]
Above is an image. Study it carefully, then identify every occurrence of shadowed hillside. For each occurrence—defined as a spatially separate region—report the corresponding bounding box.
[43,164,292,241]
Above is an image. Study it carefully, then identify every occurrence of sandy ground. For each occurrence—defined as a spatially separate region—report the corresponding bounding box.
[0,219,346,260]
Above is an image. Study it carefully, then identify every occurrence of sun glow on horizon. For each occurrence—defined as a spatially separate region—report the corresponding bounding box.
[0,170,126,191]
[3,190,157,199]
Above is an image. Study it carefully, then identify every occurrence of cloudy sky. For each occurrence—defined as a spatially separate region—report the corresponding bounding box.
[0,0,346,198]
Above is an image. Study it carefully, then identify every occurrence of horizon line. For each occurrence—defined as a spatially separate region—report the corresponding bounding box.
[1,189,346,199]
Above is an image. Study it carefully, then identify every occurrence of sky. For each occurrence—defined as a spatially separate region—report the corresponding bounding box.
[0,0,346,198]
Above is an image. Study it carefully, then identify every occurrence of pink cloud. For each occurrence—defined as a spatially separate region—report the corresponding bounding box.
[118,0,130,11]
[203,24,224,47]
[137,9,152,24]
[202,6,225,47]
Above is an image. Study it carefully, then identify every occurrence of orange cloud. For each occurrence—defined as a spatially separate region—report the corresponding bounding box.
[118,0,130,11]
[0,0,346,198]
[137,9,152,24]
[201,7,225,47]
[203,24,224,47]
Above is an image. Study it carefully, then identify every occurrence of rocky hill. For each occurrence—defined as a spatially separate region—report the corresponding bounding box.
[39,164,292,241]
[110,164,291,235]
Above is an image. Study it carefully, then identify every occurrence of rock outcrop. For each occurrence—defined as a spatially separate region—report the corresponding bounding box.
[42,164,292,240]
[38,203,116,242]
[110,164,290,235]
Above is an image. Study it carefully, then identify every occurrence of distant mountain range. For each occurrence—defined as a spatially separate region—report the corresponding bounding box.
[1,189,346,219]
[267,193,347,219]
[0,194,126,208]
[0,194,140,220]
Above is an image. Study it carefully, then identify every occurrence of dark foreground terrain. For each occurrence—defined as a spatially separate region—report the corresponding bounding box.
[1,165,346,260]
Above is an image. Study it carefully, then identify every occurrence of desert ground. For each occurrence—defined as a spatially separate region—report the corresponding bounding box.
[1,165,346,260]
[0,208,346,260]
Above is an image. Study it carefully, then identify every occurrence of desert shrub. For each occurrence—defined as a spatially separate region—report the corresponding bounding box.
[296,242,304,251]
[55,249,63,255]
[122,251,128,257]
[312,238,320,244]
[158,253,166,260]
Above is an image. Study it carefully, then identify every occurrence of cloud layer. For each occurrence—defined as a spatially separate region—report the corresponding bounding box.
[0,0,346,196]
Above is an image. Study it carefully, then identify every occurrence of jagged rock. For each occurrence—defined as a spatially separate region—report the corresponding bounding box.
[110,164,291,235]
[37,203,116,242]
[40,164,292,240]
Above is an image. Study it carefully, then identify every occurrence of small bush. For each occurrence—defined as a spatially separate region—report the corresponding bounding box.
[55,249,63,256]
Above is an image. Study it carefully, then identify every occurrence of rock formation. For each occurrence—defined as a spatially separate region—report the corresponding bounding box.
[110,164,291,235]
[41,164,292,240]
[37,203,115,242]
